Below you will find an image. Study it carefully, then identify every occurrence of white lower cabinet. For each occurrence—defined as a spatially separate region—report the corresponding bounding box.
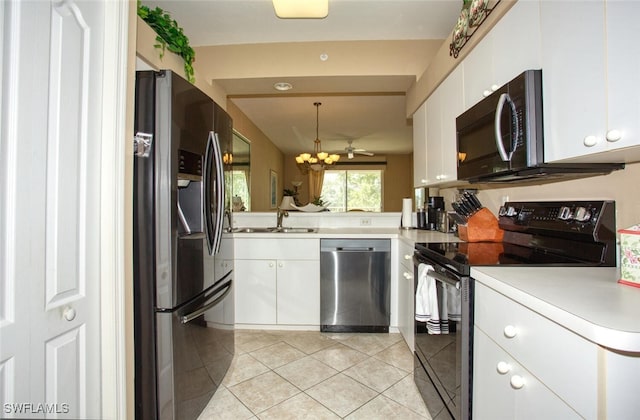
[474,282,597,419]
[397,240,415,351]
[234,238,320,327]
[234,259,277,324]
[474,329,581,420]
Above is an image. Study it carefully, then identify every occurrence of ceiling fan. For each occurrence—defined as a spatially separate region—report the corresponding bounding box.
[344,139,374,159]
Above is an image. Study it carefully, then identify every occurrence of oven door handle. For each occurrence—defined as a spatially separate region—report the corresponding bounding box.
[427,269,460,290]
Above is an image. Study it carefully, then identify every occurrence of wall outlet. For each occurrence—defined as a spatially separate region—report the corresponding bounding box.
[360,217,372,226]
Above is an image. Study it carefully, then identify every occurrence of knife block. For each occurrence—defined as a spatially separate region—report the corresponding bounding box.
[458,208,504,243]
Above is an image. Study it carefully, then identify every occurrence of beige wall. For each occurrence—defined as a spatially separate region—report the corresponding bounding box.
[439,162,640,232]
[227,101,285,212]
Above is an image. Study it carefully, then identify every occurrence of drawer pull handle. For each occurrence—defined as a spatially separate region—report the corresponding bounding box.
[510,375,525,390]
[503,325,518,339]
[496,361,511,375]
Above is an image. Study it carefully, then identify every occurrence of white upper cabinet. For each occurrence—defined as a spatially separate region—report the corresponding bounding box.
[540,1,607,162]
[463,0,542,109]
[542,0,640,162]
[412,100,428,187]
[603,1,640,156]
[413,65,464,187]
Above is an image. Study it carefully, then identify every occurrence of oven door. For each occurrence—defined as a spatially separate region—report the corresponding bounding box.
[413,253,473,420]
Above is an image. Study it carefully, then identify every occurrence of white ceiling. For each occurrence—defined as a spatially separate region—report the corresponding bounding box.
[142,0,463,156]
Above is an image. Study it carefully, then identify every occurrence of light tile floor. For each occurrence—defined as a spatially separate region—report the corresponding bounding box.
[198,330,432,419]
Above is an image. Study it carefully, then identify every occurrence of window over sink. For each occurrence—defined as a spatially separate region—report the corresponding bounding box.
[321,169,382,212]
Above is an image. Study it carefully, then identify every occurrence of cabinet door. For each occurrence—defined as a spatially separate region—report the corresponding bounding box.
[413,100,428,187]
[540,1,607,161]
[463,31,494,109]
[474,329,582,420]
[425,90,442,185]
[277,260,320,325]
[605,0,640,153]
[397,254,414,351]
[234,259,277,324]
[438,65,464,184]
[490,0,541,91]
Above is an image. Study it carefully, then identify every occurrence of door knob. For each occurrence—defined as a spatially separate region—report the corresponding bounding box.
[63,306,76,322]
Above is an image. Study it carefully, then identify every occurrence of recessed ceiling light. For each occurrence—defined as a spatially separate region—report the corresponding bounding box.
[274,82,293,91]
[320,53,329,62]
[272,0,328,19]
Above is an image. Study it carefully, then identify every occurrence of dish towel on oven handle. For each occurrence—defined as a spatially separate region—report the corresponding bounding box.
[415,263,449,334]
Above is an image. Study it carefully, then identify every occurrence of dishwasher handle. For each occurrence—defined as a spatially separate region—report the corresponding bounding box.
[334,247,375,252]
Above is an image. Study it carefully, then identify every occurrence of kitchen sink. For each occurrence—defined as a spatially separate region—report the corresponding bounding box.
[231,227,317,233]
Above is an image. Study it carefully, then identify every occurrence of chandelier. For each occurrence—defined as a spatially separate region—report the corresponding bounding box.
[295,102,340,174]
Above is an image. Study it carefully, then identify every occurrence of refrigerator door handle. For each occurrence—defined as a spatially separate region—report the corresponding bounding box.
[180,278,232,324]
[203,132,216,254]
[211,132,225,255]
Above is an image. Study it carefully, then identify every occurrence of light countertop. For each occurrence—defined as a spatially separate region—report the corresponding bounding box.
[471,266,640,352]
[231,227,460,244]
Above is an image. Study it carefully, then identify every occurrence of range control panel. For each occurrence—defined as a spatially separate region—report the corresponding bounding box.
[498,200,616,240]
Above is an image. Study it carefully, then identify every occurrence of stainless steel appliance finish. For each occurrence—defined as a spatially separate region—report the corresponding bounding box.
[134,70,234,420]
[413,200,616,419]
[320,239,391,333]
[456,69,623,183]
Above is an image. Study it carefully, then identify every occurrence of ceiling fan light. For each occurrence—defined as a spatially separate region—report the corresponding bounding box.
[317,151,328,160]
[348,151,354,159]
[272,0,328,19]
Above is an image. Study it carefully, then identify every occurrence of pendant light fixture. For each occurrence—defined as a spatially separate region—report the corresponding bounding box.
[296,102,340,174]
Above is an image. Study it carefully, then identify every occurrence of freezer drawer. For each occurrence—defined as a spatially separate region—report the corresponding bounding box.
[320,239,390,332]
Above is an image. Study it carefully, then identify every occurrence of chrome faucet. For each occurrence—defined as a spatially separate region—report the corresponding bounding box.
[276,207,289,228]
[224,209,232,231]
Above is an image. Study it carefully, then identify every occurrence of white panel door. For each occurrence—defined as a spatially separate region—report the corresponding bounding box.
[0,0,108,417]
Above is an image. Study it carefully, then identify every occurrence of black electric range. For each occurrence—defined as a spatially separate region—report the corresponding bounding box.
[412,200,616,420]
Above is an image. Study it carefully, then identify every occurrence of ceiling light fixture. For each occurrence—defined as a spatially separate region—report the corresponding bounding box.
[273,82,293,91]
[296,102,340,174]
[272,0,328,19]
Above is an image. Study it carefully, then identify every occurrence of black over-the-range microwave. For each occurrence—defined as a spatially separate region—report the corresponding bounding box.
[455,69,623,183]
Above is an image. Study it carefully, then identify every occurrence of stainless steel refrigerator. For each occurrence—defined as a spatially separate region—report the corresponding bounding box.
[133,70,234,420]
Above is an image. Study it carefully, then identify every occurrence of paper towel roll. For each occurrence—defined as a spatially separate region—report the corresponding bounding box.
[402,198,413,229]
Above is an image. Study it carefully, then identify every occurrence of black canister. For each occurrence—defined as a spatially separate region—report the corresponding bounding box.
[427,196,444,230]
[417,207,427,229]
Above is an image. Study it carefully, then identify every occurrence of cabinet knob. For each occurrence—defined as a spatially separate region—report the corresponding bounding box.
[269,262,274,268]
[63,306,77,322]
[583,135,599,147]
[278,262,284,268]
[404,254,412,260]
[483,90,492,97]
[421,179,428,184]
[510,375,525,390]
[503,325,518,339]
[403,272,413,280]
[606,129,622,142]
[496,361,511,375]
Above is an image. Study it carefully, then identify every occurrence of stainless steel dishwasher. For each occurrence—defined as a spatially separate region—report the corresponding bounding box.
[320,239,391,333]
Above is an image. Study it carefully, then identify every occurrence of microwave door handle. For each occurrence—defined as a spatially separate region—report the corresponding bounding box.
[494,93,520,162]
[494,93,511,162]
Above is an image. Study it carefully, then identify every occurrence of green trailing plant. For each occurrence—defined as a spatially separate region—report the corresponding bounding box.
[138,2,195,83]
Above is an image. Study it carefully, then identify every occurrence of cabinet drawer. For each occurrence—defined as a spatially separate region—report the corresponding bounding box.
[235,238,319,260]
[399,240,414,271]
[474,282,597,418]
[474,328,582,420]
